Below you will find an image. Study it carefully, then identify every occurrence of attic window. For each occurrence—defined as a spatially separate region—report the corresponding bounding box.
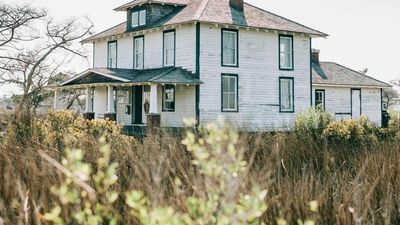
[132,10,146,28]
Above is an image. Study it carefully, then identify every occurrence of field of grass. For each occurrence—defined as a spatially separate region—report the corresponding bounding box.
[0,110,399,225]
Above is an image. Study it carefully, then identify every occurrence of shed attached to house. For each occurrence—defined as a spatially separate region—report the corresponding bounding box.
[311,50,391,127]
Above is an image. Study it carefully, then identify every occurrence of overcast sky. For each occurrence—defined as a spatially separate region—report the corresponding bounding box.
[1,0,399,97]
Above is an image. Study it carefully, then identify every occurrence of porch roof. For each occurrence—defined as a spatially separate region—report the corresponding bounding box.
[61,67,202,87]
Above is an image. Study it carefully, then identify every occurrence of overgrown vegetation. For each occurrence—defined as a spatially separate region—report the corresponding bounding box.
[0,109,400,225]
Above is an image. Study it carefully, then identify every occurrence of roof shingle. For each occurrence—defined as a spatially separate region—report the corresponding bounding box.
[62,67,202,86]
[84,0,326,42]
[312,62,391,88]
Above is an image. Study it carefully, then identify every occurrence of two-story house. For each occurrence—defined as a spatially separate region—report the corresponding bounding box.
[56,0,328,131]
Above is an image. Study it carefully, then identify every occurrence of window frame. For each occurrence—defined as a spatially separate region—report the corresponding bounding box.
[162,84,176,112]
[221,29,239,67]
[133,36,145,69]
[131,10,146,28]
[315,89,326,111]
[221,74,239,112]
[279,35,294,70]
[279,77,295,113]
[107,41,117,69]
[163,30,176,67]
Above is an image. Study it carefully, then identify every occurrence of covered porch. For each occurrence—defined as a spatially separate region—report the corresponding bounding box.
[54,67,201,132]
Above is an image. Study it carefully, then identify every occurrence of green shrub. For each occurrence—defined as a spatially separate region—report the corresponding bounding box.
[294,107,334,142]
[45,118,269,225]
[322,116,379,148]
[32,110,135,151]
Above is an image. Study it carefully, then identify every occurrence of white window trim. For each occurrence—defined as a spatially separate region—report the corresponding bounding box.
[134,37,144,69]
[222,75,238,112]
[108,41,117,69]
[163,84,175,112]
[279,36,293,70]
[222,30,238,67]
[315,90,325,110]
[132,10,146,28]
[279,78,294,112]
[163,31,175,67]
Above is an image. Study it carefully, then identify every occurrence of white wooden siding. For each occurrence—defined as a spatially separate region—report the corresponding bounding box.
[93,42,107,68]
[139,85,196,127]
[117,37,134,69]
[312,86,382,126]
[199,24,311,130]
[93,87,107,119]
[92,24,196,73]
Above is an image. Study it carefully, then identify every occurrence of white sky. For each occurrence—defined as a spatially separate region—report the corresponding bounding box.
[1,0,399,97]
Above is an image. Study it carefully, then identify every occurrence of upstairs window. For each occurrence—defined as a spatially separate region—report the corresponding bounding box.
[108,41,117,69]
[163,30,175,67]
[279,77,294,112]
[132,10,146,28]
[163,84,175,112]
[222,74,238,112]
[315,90,325,111]
[222,29,238,67]
[279,35,293,70]
[134,36,144,69]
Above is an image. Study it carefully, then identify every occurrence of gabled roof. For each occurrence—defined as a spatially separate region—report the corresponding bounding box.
[61,67,202,87]
[312,62,391,88]
[83,0,327,42]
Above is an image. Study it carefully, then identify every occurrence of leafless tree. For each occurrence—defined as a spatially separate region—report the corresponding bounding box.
[0,3,93,122]
[0,3,47,48]
[383,88,399,109]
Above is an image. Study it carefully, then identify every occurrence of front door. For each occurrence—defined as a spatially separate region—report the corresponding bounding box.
[132,86,143,124]
[351,89,361,119]
[116,89,132,124]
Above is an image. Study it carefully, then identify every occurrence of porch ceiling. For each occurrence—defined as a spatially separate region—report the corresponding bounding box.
[61,67,202,87]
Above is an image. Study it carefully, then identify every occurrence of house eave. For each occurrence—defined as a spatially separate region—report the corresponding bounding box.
[60,69,130,86]
[82,21,327,44]
[312,83,392,89]
[113,1,188,11]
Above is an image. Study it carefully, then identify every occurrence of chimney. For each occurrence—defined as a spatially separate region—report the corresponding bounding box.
[230,0,244,11]
[312,49,320,64]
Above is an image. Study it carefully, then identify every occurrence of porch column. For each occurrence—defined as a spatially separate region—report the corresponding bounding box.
[105,85,116,121]
[147,84,161,134]
[149,84,158,114]
[53,89,59,110]
[83,87,95,120]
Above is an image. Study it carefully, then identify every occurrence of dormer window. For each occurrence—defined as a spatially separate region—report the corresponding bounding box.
[132,10,146,28]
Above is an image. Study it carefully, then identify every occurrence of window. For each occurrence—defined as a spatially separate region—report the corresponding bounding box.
[315,90,325,111]
[132,10,146,28]
[108,41,117,69]
[163,85,175,112]
[163,30,175,67]
[222,29,238,66]
[134,36,144,69]
[222,74,238,112]
[279,35,293,70]
[279,77,294,112]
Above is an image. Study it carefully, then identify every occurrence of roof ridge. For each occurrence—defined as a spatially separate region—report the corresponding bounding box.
[83,22,126,42]
[243,2,328,36]
[321,61,391,87]
[193,0,211,21]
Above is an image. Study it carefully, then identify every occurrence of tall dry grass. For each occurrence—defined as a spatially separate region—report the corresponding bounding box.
[0,111,399,225]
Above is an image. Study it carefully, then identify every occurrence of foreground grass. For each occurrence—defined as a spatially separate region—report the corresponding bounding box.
[0,111,399,225]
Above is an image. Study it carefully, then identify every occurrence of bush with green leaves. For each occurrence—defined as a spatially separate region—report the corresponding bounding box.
[322,116,380,147]
[126,118,268,225]
[44,141,119,225]
[294,107,334,142]
[44,118,269,225]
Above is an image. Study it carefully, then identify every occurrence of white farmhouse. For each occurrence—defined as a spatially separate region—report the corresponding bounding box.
[311,50,391,127]
[54,0,387,132]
